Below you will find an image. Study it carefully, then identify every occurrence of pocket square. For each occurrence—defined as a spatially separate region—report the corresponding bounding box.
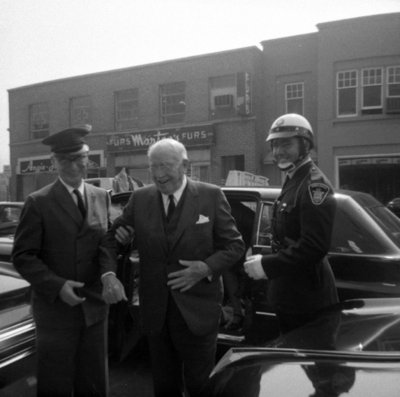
[196,214,210,224]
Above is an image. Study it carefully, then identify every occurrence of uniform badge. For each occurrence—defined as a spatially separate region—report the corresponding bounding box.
[308,183,330,205]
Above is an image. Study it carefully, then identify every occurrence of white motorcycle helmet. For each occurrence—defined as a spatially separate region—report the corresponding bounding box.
[266,113,314,149]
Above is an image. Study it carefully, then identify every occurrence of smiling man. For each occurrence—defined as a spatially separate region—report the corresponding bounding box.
[12,126,126,396]
[244,114,338,334]
[104,138,244,397]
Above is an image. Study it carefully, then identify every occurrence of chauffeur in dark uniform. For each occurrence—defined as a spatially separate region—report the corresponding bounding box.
[12,126,126,396]
[244,114,338,333]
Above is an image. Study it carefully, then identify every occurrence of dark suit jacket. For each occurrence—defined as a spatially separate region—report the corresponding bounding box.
[12,179,115,327]
[108,178,245,336]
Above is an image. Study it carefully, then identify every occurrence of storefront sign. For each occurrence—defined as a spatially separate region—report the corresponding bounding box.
[19,158,55,174]
[18,153,102,174]
[106,124,214,153]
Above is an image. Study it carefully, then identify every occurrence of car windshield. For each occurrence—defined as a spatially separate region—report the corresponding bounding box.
[366,205,400,247]
[330,193,400,255]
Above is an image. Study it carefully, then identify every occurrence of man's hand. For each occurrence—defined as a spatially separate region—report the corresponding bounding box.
[101,274,128,304]
[59,280,86,306]
[115,225,134,245]
[167,260,211,292]
[243,254,268,280]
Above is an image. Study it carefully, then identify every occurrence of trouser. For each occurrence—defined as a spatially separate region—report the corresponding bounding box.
[147,296,217,397]
[35,316,108,397]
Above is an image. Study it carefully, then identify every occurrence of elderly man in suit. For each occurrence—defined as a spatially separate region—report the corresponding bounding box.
[12,127,126,397]
[106,138,245,397]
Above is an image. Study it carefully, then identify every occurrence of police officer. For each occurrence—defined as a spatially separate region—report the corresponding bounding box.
[244,113,338,333]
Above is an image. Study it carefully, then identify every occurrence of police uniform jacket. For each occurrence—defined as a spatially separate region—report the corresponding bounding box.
[261,160,338,314]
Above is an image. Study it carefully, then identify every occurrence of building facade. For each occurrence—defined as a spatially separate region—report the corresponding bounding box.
[8,12,400,203]
[8,47,262,200]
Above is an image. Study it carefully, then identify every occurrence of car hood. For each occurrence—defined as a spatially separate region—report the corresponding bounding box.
[207,348,400,397]
[207,298,400,396]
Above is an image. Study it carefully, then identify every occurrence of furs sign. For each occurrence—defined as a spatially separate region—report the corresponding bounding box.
[106,125,214,153]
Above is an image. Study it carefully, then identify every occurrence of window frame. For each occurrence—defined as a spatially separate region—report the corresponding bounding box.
[114,88,139,131]
[285,82,304,115]
[30,102,49,140]
[387,65,400,98]
[209,74,237,119]
[159,81,186,125]
[336,69,358,118]
[361,67,383,113]
[69,95,92,127]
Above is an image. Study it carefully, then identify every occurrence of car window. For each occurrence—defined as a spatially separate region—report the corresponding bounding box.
[228,199,256,249]
[367,205,400,247]
[256,202,273,247]
[0,206,21,223]
[330,203,386,255]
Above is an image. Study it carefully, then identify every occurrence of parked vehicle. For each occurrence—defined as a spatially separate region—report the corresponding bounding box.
[2,187,400,373]
[111,187,400,347]
[0,264,36,395]
[205,297,400,397]
[386,197,400,218]
[0,202,23,238]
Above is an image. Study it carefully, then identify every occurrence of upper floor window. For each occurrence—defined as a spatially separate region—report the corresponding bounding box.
[70,96,92,127]
[209,74,237,120]
[387,66,400,114]
[337,70,358,117]
[160,82,185,125]
[387,66,400,97]
[115,88,139,131]
[285,82,304,115]
[337,66,400,117]
[30,102,49,140]
[362,68,383,114]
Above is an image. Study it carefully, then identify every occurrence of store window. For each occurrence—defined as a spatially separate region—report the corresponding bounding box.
[336,70,358,117]
[30,102,49,140]
[190,163,210,182]
[221,155,244,184]
[285,82,304,114]
[362,68,383,114]
[160,82,185,125]
[70,96,92,127]
[115,88,139,131]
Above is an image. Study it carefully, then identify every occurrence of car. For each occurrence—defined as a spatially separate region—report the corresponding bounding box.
[3,187,400,363]
[110,187,400,348]
[386,197,400,218]
[0,202,23,238]
[205,297,400,396]
[0,264,36,395]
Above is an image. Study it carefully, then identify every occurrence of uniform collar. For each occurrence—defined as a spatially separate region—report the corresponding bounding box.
[286,156,312,180]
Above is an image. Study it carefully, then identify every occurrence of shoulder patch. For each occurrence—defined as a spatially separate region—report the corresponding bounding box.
[308,183,330,205]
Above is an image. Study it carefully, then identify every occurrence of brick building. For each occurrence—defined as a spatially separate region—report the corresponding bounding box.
[8,12,400,203]
[8,46,262,200]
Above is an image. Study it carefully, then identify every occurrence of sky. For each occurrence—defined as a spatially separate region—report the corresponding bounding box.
[0,0,399,171]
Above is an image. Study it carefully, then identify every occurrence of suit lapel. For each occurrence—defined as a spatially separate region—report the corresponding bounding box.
[52,179,82,226]
[84,183,97,222]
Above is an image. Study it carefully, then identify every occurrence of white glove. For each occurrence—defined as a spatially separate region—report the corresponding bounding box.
[243,254,267,280]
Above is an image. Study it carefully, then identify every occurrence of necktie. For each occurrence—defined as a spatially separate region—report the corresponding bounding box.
[73,189,86,218]
[167,194,175,222]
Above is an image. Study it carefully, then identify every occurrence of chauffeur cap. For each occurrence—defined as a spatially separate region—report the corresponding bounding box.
[42,125,91,154]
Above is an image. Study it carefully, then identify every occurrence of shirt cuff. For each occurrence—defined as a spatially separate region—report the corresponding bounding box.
[101,271,116,280]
